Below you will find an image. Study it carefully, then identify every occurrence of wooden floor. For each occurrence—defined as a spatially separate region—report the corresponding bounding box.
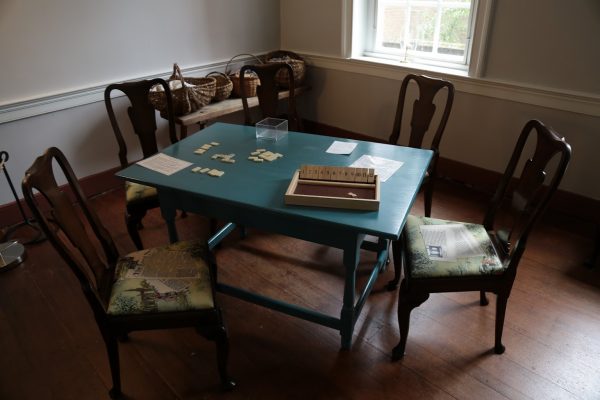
[1,179,599,400]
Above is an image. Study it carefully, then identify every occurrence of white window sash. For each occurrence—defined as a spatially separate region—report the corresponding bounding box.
[353,0,493,75]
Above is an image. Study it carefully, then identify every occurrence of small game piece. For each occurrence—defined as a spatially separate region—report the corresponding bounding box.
[200,167,210,173]
[194,149,206,155]
[207,169,224,177]
[259,151,278,162]
[210,142,220,146]
[347,192,358,198]
[201,144,212,150]
[222,159,235,164]
[191,167,202,173]
[256,148,266,152]
[251,151,262,156]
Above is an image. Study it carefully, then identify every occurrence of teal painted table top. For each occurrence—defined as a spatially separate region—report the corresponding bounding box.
[117,122,432,349]
[117,122,432,241]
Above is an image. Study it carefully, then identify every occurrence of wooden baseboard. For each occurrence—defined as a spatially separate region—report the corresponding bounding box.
[1,166,122,229]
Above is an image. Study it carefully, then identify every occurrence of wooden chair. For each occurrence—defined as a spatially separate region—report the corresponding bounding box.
[388,74,454,217]
[104,79,179,250]
[239,62,303,131]
[389,120,571,360]
[22,147,235,398]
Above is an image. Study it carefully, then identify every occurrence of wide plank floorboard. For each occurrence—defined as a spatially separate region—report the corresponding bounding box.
[1,179,598,399]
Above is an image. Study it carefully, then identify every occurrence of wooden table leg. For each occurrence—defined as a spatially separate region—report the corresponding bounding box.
[340,236,361,350]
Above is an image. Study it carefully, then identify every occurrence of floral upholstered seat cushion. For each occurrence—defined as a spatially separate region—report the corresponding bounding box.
[125,181,158,205]
[404,215,505,279]
[107,240,214,315]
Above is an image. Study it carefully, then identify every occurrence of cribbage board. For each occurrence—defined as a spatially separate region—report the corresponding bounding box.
[284,165,380,210]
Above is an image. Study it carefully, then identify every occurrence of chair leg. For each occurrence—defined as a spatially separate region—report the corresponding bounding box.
[494,293,509,354]
[126,211,145,250]
[215,325,236,391]
[386,239,403,291]
[103,334,122,399]
[480,290,489,306]
[392,280,429,361]
[424,179,434,218]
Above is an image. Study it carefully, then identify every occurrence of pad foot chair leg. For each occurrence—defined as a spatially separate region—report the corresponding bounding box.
[104,334,122,399]
[424,180,434,218]
[126,211,145,250]
[215,325,236,390]
[494,294,508,354]
[392,281,429,361]
[386,240,403,291]
[480,290,489,306]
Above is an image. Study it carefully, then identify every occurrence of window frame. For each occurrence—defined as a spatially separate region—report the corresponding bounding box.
[349,0,494,77]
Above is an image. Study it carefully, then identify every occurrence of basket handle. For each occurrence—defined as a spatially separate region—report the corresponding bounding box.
[170,63,187,83]
[225,53,263,75]
[206,71,230,80]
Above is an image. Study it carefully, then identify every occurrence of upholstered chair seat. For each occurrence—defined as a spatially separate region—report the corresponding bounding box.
[108,240,214,316]
[124,181,158,205]
[403,215,505,279]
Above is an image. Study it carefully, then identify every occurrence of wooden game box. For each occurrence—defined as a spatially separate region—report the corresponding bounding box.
[284,165,380,211]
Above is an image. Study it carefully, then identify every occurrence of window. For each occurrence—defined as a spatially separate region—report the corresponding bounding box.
[354,0,491,75]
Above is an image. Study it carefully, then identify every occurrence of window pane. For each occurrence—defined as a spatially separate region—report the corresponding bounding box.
[371,0,475,67]
[439,6,470,56]
[382,5,407,50]
[408,6,436,53]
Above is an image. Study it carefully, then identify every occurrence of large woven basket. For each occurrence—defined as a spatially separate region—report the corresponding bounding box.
[266,50,306,88]
[225,54,262,98]
[149,63,216,116]
[206,71,233,102]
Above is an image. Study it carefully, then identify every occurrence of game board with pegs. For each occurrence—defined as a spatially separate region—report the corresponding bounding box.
[285,165,380,210]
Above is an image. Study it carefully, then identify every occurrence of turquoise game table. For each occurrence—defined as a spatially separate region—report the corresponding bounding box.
[116,122,432,349]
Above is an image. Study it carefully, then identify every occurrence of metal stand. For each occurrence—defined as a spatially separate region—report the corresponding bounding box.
[0,241,26,272]
[0,150,43,271]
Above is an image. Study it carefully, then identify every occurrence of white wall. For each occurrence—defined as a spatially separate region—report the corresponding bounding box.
[0,0,280,104]
[0,0,279,207]
[484,0,600,94]
[280,0,345,57]
[281,0,600,200]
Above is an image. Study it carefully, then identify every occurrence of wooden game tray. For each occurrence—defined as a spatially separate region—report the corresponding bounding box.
[285,169,380,211]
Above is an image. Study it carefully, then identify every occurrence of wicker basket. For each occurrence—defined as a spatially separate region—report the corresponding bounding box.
[225,54,262,98]
[149,63,216,116]
[206,72,233,102]
[266,50,306,88]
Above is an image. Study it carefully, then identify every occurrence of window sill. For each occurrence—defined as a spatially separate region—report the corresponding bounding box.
[354,55,470,78]
[305,53,600,117]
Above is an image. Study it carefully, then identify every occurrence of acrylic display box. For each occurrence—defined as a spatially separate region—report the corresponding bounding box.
[256,117,288,141]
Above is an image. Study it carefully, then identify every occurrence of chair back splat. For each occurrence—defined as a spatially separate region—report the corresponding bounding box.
[239,62,303,131]
[105,79,178,168]
[22,147,235,398]
[22,147,117,305]
[483,119,572,267]
[389,74,455,217]
[104,79,180,250]
[389,119,571,360]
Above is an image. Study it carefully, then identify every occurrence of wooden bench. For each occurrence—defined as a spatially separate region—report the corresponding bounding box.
[171,86,307,137]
